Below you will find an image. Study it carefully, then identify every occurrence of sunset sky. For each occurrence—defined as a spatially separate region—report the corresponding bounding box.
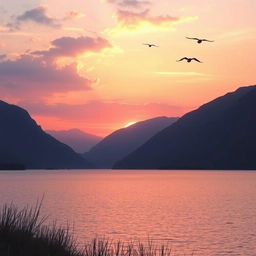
[0,0,255,136]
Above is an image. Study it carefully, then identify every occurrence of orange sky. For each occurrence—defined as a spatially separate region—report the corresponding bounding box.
[0,0,255,136]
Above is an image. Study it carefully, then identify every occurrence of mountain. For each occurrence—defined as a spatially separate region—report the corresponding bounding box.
[84,117,178,168]
[46,129,102,153]
[0,148,25,170]
[114,85,256,170]
[0,101,92,169]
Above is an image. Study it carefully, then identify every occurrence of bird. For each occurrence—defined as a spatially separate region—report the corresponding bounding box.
[186,37,214,44]
[143,43,159,48]
[177,57,202,63]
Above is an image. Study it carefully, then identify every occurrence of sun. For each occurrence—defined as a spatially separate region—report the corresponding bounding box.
[124,121,137,128]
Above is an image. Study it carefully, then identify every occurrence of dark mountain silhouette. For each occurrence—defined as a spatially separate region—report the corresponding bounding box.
[114,85,256,170]
[46,129,102,153]
[0,148,25,170]
[84,117,178,168]
[0,101,92,169]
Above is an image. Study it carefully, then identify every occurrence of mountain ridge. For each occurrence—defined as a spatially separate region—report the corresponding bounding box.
[84,116,179,168]
[114,85,256,170]
[46,129,102,153]
[0,100,92,169]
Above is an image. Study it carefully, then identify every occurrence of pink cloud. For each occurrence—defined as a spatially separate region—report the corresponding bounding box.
[0,54,91,99]
[0,35,111,99]
[116,9,179,28]
[32,36,112,60]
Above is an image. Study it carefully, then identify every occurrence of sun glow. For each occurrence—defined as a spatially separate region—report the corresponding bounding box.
[124,121,137,128]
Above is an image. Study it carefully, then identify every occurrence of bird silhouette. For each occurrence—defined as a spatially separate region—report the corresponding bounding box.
[177,57,202,63]
[143,43,159,48]
[186,37,214,44]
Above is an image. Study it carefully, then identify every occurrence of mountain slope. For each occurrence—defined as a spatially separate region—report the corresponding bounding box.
[114,85,256,170]
[84,117,178,168]
[0,148,25,170]
[0,101,92,169]
[46,129,102,153]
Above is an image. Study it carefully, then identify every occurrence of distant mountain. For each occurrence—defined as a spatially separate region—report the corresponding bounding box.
[0,101,92,169]
[114,86,256,170]
[84,117,178,168]
[46,129,102,153]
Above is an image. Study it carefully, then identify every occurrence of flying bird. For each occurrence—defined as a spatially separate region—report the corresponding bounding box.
[177,57,203,63]
[143,43,159,48]
[186,37,214,44]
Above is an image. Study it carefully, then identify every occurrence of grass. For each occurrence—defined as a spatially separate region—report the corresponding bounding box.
[85,238,174,256]
[0,201,82,256]
[0,203,175,256]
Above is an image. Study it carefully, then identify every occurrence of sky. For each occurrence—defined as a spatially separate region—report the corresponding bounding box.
[0,0,255,136]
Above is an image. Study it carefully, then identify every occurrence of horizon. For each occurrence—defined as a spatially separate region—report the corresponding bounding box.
[0,0,255,136]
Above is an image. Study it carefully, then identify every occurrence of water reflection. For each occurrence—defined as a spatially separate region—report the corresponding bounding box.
[0,170,255,255]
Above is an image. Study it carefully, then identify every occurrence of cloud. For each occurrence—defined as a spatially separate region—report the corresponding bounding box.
[106,9,197,35]
[32,36,112,60]
[7,6,60,30]
[118,0,151,8]
[0,54,91,99]
[0,35,111,100]
[106,0,150,8]
[117,9,179,27]
[105,0,197,35]
[6,6,85,31]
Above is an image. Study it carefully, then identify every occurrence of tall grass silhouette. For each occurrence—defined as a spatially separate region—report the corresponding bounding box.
[0,201,82,256]
[0,202,175,256]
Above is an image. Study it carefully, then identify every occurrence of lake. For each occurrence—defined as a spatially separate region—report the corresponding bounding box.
[0,170,255,255]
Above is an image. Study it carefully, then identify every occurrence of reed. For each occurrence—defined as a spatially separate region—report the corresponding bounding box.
[0,202,82,256]
[0,203,175,256]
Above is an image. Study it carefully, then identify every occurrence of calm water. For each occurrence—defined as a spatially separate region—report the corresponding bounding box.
[0,170,255,255]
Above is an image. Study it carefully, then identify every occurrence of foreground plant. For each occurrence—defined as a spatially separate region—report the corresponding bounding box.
[0,201,82,256]
[0,203,176,256]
